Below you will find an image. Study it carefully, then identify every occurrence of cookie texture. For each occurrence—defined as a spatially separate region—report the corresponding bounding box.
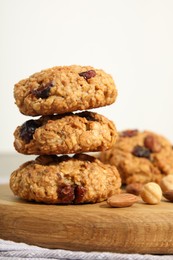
[10,154,121,204]
[99,130,173,185]
[14,65,117,116]
[14,111,117,155]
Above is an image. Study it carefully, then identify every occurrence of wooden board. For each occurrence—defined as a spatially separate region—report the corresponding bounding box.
[1,184,173,254]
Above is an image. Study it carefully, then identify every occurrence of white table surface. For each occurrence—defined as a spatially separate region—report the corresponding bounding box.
[0,153,35,184]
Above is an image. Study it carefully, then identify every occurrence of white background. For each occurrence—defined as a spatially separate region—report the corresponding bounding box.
[1,0,173,154]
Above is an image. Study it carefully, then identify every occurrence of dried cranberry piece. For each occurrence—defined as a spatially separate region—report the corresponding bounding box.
[58,184,75,204]
[79,70,96,80]
[20,119,41,143]
[144,135,161,153]
[120,129,138,138]
[74,185,86,203]
[78,111,97,122]
[132,145,151,159]
[31,81,54,99]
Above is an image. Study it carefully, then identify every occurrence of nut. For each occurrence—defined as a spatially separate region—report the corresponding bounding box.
[126,183,143,196]
[140,182,162,205]
[107,193,139,208]
[160,175,173,192]
[163,190,173,202]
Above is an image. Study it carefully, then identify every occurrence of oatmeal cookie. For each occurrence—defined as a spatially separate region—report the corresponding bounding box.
[14,111,117,155]
[14,65,117,116]
[10,154,121,204]
[99,129,173,185]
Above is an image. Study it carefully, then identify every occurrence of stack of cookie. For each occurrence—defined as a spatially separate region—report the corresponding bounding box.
[10,65,121,204]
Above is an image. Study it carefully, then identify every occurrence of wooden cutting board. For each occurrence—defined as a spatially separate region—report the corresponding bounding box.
[1,184,173,254]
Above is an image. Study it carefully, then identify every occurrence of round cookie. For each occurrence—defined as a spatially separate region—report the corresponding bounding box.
[14,65,117,116]
[14,111,117,155]
[10,154,121,204]
[99,129,173,185]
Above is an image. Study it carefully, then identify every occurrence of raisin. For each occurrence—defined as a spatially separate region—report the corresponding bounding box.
[35,155,58,165]
[31,81,54,99]
[74,153,95,163]
[79,70,96,80]
[144,135,161,153]
[58,184,75,204]
[120,129,138,137]
[78,111,97,121]
[132,145,151,159]
[20,119,41,143]
[74,185,86,203]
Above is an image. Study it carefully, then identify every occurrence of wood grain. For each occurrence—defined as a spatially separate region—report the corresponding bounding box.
[1,184,173,254]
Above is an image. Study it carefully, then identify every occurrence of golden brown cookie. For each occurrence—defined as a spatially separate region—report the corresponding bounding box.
[14,111,117,155]
[99,129,173,185]
[10,154,121,204]
[14,65,117,116]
